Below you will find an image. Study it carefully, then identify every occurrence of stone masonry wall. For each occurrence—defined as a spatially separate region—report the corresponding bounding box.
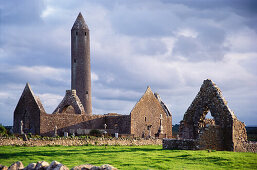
[163,139,198,150]
[105,115,131,134]
[162,138,257,152]
[0,137,162,146]
[40,113,105,136]
[232,118,248,152]
[198,125,224,150]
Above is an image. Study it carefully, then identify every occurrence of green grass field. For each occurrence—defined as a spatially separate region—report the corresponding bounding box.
[0,145,256,169]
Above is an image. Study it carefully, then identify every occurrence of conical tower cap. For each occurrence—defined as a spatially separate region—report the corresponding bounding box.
[72,12,89,30]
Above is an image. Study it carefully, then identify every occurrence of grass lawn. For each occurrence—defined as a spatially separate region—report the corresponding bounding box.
[0,145,256,169]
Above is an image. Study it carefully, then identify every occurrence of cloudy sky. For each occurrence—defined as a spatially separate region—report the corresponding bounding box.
[0,0,257,126]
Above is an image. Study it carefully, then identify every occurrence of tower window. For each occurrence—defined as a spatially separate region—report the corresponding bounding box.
[76,32,78,35]
[145,117,146,122]
[86,91,88,99]
[85,32,87,36]
[74,59,76,63]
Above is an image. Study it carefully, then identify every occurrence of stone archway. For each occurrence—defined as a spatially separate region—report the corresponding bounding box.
[53,90,85,114]
[61,105,76,114]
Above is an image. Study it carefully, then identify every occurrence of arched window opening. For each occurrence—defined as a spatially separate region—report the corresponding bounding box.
[199,110,216,131]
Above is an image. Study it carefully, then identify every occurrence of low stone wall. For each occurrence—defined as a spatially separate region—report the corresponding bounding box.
[243,141,257,153]
[162,138,257,153]
[0,137,161,146]
[162,139,198,150]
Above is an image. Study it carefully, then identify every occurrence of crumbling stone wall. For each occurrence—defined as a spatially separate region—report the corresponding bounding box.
[130,87,172,138]
[233,118,248,152]
[178,79,240,151]
[162,79,251,152]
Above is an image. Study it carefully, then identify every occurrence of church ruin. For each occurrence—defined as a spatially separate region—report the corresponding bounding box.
[163,79,255,152]
[13,13,172,138]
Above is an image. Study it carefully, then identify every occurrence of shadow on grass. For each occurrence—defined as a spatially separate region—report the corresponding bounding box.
[171,155,231,166]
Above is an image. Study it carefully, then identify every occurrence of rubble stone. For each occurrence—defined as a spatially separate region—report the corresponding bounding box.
[24,163,36,170]
[8,161,24,170]
[46,161,68,170]
[35,161,49,170]
[0,165,8,170]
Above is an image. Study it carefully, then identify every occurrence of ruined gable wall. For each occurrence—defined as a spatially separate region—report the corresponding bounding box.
[13,85,44,135]
[179,79,236,150]
[130,88,172,138]
[13,97,41,134]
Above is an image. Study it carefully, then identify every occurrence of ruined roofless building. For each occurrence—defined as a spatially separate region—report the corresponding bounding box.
[13,13,172,137]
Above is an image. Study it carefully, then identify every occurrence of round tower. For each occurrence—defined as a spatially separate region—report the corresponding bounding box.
[71,12,92,115]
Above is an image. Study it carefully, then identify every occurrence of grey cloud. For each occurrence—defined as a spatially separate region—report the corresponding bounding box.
[131,39,168,55]
[0,0,45,25]
[173,24,228,62]
[109,5,179,37]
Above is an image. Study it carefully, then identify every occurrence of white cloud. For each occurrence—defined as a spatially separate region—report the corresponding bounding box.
[225,27,257,53]
[91,72,99,82]
[41,6,55,18]
[176,28,198,38]
[37,93,63,113]
[2,65,69,83]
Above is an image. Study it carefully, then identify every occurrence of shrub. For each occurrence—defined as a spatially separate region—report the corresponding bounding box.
[27,133,32,138]
[0,124,7,136]
[89,129,102,137]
